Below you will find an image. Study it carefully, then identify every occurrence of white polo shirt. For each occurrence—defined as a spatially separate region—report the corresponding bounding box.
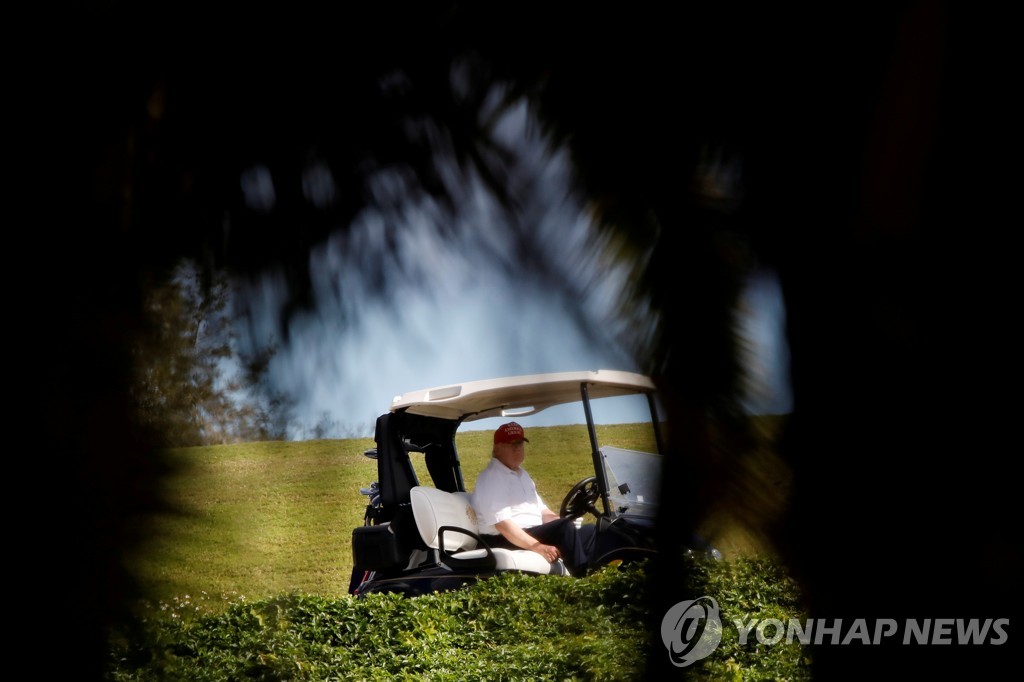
[471,457,551,535]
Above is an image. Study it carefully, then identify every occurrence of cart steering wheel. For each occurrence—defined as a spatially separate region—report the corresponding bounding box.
[560,476,601,520]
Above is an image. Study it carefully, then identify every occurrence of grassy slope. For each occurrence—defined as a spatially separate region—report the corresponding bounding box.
[131,423,785,611]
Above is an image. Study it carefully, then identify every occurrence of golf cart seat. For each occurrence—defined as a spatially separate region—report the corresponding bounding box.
[409,486,569,576]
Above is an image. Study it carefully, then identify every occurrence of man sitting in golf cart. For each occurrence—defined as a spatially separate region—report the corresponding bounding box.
[472,421,597,574]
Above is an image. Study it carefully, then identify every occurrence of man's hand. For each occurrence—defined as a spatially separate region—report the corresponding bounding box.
[494,520,561,562]
[530,541,560,562]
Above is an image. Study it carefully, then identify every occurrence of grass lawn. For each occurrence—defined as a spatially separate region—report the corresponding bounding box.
[130,421,788,612]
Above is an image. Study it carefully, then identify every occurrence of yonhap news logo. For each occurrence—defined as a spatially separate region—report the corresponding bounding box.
[661,596,1009,667]
[660,596,723,667]
[733,616,1010,646]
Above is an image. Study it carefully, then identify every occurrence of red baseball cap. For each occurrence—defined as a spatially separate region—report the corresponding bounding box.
[494,421,529,444]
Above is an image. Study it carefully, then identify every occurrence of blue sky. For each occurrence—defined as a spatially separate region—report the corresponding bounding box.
[240,101,792,439]
[252,221,792,440]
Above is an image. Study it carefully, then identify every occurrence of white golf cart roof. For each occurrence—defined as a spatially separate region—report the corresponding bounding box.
[389,369,656,422]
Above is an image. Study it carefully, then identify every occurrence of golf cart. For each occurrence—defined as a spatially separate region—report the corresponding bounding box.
[348,369,719,596]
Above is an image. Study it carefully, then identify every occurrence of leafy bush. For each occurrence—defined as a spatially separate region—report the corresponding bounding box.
[107,557,809,681]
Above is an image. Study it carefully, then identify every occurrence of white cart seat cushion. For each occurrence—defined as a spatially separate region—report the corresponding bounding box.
[409,487,480,552]
[409,486,568,575]
[492,547,566,574]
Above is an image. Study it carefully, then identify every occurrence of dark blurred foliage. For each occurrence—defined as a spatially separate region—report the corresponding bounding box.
[132,260,292,446]
[30,1,1017,679]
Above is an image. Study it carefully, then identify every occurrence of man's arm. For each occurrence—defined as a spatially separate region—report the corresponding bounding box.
[494,520,561,561]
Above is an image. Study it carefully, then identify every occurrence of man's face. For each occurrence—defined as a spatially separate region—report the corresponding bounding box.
[494,441,526,470]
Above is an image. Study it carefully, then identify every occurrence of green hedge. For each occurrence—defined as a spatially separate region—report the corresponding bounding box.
[107,557,809,681]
